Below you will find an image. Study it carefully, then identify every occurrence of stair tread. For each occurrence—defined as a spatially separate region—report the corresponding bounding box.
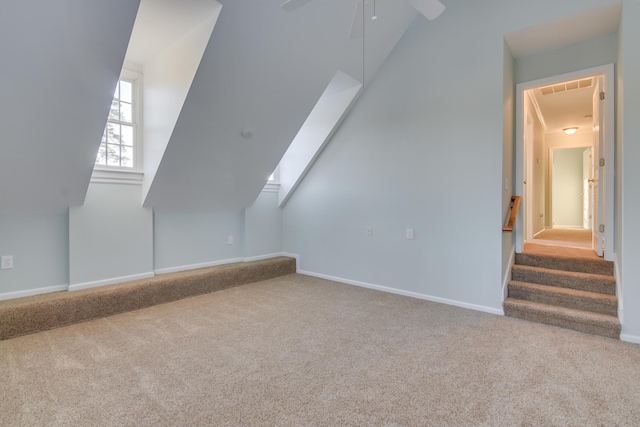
[512,264,615,281]
[515,252,614,276]
[508,280,617,303]
[504,297,620,326]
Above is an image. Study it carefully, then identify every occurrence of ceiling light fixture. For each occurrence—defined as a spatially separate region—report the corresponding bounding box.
[563,127,578,135]
[372,0,377,20]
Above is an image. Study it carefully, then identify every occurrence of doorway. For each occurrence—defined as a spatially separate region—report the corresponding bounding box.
[515,64,614,261]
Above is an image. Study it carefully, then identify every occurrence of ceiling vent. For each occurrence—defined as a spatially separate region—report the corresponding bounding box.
[540,78,593,95]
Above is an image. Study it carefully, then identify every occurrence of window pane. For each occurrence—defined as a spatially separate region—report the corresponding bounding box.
[121,145,133,168]
[95,143,107,165]
[107,123,121,144]
[121,125,133,146]
[106,144,121,166]
[119,80,132,103]
[109,100,119,121]
[120,102,132,123]
[113,81,120,99]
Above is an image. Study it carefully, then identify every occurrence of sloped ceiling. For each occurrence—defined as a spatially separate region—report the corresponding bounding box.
[0,0,139,214]
[143,0,417,211]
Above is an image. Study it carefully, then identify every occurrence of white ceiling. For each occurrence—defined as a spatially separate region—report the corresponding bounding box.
[125,0,221,66]
[531,83,595,135]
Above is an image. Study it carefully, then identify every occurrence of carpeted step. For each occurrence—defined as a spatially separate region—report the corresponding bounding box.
[508,281,618,316]
[512,265,616,295]
[503,297,621,339]
[515,252,613,276]
[0,256,297,341]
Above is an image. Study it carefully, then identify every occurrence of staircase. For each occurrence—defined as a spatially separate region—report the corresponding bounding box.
[504,251,621,339]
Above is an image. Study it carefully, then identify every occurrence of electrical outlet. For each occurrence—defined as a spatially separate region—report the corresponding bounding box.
[406,229,414,240]
[1,255,13,270]
[227,236,234,245]
[367,226,373,236]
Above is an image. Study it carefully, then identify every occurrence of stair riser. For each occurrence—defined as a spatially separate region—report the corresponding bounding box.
[515,253,613,276]
[508,285,617,316]
[512,268,615,295]
[504,306,620,339]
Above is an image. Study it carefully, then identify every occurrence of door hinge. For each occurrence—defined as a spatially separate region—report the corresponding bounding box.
[600,158,605,167]
[600,91,605,101]
[599,224,605,233]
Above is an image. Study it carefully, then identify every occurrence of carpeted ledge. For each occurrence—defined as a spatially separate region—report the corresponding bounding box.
[0,257,296,341]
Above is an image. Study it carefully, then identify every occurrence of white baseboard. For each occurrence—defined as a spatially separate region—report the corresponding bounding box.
[614,252,623,327]
[620,334,640,344]
[154,254,293,276]
[243,252,288,262]
[69,272,155,291]
[502,249,515,302]
[0,284,69,301]
[281,252,301,272]
[298,269,504,316]
[154,258,243,275]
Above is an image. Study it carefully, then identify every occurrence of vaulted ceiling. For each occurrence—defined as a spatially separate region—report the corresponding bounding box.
[0,0,139,213]
[1,0,622,214]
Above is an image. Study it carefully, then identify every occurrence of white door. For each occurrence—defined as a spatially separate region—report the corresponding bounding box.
[582,148,591,229]
[524,112,534,241]
[591,77,604,256]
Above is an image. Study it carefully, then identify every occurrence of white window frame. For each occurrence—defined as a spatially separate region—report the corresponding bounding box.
[92,69,143,183]
[263,166,280,192]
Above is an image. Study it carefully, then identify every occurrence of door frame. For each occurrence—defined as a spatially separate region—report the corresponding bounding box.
[515,64,614,260]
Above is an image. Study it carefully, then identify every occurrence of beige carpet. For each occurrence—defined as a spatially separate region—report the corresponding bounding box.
[532,228,592,249]
[524,243,602,260]
[2,274,640,426]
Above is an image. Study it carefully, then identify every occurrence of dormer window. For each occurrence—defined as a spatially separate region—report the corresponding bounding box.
[95,70,141,170]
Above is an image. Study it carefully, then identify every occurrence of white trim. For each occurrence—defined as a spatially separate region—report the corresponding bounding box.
[155,254,295,275]
[69,272,155,291]
[281,252,301,272]
[526,91,547,130]
[243,252,287,262]
[620,334,640,344]
[261,182,280,193]
[154,258,243,275]
[516,64,615,261]
[0,284,69,301]
[298,269,504,316]
[615,252,623,329]
[502,249,515,301]
[91,169,144,185]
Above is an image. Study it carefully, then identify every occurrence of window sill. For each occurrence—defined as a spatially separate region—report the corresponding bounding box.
[262,182,280,193]
[91,168,144,185]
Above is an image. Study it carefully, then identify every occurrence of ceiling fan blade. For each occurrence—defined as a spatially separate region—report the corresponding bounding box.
[407,0,445,20]
[349,0,364,39]
[281,0,315,12]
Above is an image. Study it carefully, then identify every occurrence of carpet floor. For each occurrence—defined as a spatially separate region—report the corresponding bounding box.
[2,274,639,426]
[524,243,602,260]
[531,228,592,249]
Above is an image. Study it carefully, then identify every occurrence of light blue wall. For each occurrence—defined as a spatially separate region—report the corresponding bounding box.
[503,42,516,294]
[283,12,506,312]
[1,186,280,297]
[282,0,619,314]
[0,214,69,296]
[514,32,619,84]
[244,191,283,259]
[69,183,153,286]
[552,148,585,227]
[618,0,640,341]
[153,210,244,271]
